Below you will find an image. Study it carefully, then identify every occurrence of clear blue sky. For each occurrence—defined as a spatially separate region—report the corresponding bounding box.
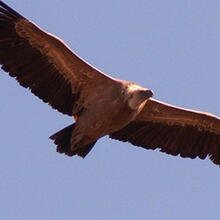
[0,1,220,219]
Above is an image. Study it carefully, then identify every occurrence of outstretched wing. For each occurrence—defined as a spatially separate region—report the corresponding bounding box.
[110,98,220,166]
[0,1,112,116]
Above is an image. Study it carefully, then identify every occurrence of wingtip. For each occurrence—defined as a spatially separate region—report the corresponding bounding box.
[0,1,24,19]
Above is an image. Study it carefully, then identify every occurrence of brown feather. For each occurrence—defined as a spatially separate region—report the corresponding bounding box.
[0,2,112,116]
[110,119,220,165]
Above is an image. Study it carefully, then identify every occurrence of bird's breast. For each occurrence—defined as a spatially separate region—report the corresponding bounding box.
[90,98,136,135]
[78,84,137,137]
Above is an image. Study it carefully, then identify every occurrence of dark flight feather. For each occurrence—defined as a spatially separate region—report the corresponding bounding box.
[0,1,111,116]
[110,99,220,165]
[1,1,220,166]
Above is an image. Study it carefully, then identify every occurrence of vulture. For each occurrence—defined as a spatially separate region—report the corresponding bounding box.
[1,1,220,166]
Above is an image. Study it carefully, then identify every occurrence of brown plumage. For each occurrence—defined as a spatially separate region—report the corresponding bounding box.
[1,1,220,166]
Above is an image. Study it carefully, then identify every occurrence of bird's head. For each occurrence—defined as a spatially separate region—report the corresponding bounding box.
[127,85,154,110]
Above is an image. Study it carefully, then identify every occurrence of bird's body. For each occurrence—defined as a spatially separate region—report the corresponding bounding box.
[52,80,152,156]
[1,1,220,166]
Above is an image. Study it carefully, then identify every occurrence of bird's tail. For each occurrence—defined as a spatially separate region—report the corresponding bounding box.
[49,123,97,158]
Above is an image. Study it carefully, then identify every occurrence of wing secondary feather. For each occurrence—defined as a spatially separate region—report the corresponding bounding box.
[0,1,112,116]
[110,99,220,165]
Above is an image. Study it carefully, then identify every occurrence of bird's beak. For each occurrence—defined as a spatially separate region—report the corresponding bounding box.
[144,89,154,99]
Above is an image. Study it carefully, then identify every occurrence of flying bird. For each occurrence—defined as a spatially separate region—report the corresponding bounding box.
[0,1,220,166]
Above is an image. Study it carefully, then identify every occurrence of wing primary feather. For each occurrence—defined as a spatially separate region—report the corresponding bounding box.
[0,1,24,19]
[199,132,211,159]
[209,136,220,165]
[0,1,112,116]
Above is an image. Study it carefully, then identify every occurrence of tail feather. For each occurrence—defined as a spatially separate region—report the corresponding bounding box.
[49,123,96,158]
